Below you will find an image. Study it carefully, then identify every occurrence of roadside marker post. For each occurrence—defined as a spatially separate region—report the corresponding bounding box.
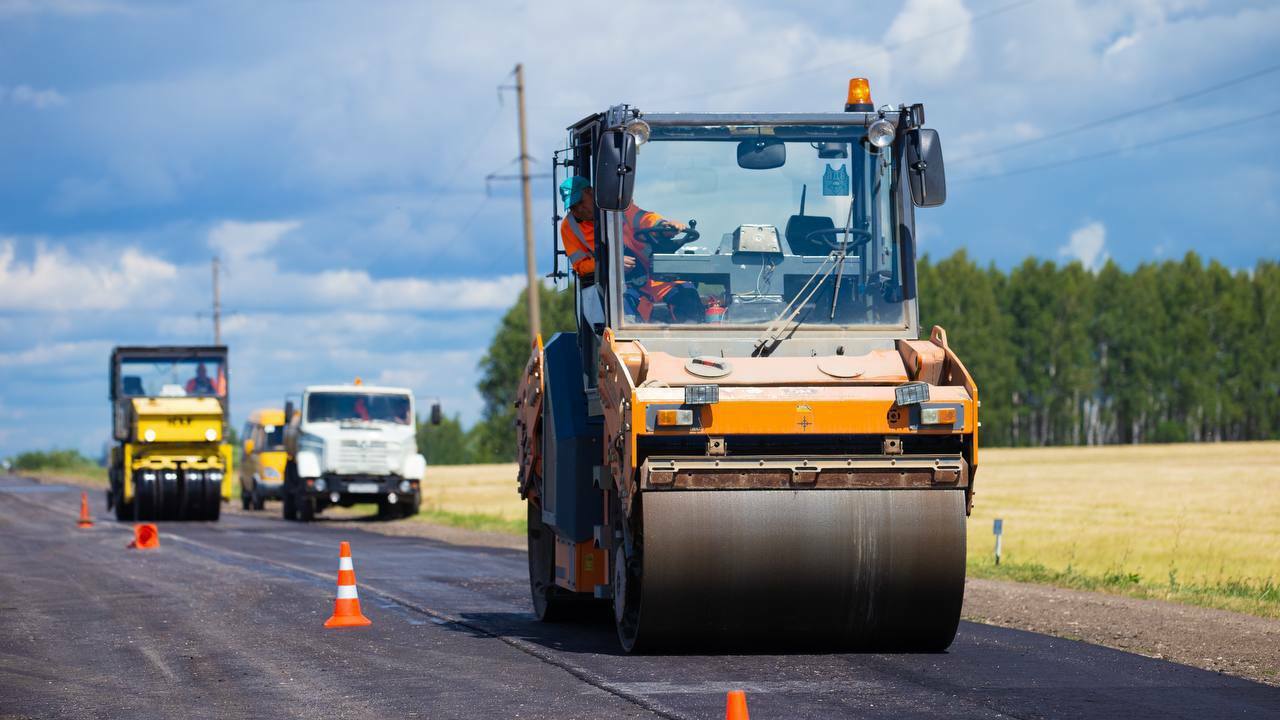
[993,518,1003,565]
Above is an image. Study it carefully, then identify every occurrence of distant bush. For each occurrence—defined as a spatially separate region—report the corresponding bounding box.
[10,449,100,472]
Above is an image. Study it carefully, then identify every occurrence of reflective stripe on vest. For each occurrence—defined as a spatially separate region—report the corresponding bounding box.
[565,215,592,266]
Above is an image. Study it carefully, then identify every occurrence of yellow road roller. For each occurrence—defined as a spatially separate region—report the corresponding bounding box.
[107,345,233,521]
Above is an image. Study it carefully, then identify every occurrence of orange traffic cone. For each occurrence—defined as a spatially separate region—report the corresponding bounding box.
[128,523,159,549]
[726,690,749,720]
[324,541,372,628]
[77,492,93,529]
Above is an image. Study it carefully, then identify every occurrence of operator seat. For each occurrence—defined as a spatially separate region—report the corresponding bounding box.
[784,214,835,256]
[122,376,144,396]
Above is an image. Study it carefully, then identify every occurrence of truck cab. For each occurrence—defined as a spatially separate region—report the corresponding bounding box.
[281,383,436,521]
[239,408,288,510]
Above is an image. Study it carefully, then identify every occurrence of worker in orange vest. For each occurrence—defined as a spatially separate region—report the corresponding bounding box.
[559,176,701,322]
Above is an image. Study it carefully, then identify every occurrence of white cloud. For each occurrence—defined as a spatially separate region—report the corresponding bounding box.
[0,239,177,311]
[3,84,68,109]
[884,0,972,83]
[1059,221,1109,271]
[209,219,300,263]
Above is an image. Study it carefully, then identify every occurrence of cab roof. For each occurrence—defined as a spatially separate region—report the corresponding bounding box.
[303,384,413,397]
[248,408,285,425]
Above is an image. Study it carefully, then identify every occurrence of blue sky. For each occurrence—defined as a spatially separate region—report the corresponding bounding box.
[1,0,1278,457]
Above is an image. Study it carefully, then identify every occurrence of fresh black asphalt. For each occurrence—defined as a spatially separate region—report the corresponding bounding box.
[1,474,1276,719]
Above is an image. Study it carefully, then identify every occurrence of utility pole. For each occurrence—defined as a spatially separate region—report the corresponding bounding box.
[514,63,541,340]
[212,256,222,345]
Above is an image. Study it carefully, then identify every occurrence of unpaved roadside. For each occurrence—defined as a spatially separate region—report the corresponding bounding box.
[38,473,1280,687]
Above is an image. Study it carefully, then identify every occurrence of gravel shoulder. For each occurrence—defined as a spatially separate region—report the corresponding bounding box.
[38,472,1280,687]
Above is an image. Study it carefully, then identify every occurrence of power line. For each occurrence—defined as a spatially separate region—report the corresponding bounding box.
[951,107,1280,183]
[669,0,1040,102]
[950,62,1280,163]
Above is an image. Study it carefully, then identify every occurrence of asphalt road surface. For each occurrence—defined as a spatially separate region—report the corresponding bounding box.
[2,474,1277,719]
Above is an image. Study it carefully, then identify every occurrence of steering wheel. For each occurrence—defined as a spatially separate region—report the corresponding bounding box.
[804,226,872,250]
[634,219,700,250]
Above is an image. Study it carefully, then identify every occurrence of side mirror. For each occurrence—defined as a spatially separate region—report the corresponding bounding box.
[594,129,636,211]
[737,138,786,169]
[284,401,295,424]
[430,403,443,426]
[243,438,255,455]
[904,128,946,207]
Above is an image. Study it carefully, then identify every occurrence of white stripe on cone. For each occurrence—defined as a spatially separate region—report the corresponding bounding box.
[337,585,359,600]
[339,557,353,571]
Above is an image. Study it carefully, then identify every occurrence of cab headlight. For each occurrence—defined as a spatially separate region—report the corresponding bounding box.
[143,429,156,442]
[867,118,895,148]
[398,480,411,493]
[314,478,327,492]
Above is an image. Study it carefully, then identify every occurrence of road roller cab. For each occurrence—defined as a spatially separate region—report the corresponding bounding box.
[239,407,288,510]
[517,79,975,651]
[107,345,233,521]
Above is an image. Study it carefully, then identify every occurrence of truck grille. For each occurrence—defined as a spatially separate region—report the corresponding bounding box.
[336,440,389,474]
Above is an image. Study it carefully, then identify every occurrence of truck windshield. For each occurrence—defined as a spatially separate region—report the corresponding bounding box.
[263,424,285,448]
[614,123,904,329]
[306,393,411,425]
[119,357,227,398]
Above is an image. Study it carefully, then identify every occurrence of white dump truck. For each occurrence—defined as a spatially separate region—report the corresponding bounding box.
[281,382,439,521]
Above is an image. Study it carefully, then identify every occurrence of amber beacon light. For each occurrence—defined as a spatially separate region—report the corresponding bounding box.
[845,77,873,112]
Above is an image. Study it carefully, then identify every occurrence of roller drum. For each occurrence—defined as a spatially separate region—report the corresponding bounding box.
[629,489,965,650]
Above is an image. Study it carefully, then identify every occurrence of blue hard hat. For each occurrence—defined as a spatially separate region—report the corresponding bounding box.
[559,176,589,211]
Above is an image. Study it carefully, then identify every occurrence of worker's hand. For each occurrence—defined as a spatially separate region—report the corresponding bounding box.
[623,255,637,269]
[662,220,687,233]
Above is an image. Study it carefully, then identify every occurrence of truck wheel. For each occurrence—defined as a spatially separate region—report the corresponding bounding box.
[252,492,265,511]
[401,493,421,518]
[241,491,251,511]
[298,495,316,522]
[376,497,396,520]
[114,497,134,523]
[282,488,297,521]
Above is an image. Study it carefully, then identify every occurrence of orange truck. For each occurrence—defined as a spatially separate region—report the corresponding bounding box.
[516,79,975,651]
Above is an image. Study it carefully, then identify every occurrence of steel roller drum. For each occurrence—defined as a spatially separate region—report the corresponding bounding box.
[631,489,966,650]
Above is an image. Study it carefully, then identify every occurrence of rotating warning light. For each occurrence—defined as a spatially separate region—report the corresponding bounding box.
[845,78,873,112]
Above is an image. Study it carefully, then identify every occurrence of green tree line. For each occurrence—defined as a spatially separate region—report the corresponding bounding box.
[424,251,1278,463]
[917,251,1280,446]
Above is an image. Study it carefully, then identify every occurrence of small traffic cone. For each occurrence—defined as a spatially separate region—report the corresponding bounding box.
[77,491,93,529]
[128,523,159,549]
[726,690,749,720]
[324,541,372,628]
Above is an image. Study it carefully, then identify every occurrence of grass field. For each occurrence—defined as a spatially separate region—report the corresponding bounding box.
[968,442,1280,617]
[418,442,1280,618]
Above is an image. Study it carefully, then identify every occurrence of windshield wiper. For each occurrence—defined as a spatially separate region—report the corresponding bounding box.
[752,251,840,357]
[828,196,858,320]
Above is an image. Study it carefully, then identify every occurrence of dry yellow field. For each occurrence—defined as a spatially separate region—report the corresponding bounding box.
[421,442,1280,614]
[968,442,1280,612]
[421,463,525,521]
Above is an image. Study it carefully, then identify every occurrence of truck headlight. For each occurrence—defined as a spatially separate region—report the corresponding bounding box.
[398,480,411,493]
[314,478,327,492]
